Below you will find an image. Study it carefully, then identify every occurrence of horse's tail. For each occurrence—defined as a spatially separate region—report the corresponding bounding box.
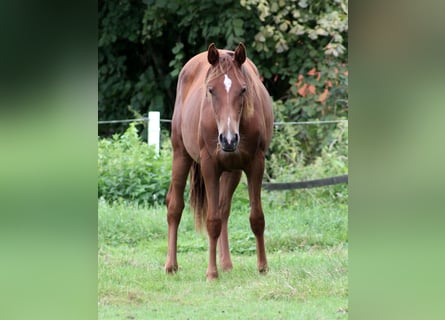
[189,161,207,231]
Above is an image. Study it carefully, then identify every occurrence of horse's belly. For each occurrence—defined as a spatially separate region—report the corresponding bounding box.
[182,132,200,162]
[180,112,201,161]
[177,92,203,161]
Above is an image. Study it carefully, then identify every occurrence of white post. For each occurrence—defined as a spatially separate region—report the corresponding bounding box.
[148,111,160,155]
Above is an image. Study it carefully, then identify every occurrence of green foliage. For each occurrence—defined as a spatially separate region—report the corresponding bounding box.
[242,0,348,160]
[267,105,348,177]
[98,0,152,136]
[98,123,172,205]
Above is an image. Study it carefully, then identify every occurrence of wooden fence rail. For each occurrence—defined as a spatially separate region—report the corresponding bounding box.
[262,174,348,191]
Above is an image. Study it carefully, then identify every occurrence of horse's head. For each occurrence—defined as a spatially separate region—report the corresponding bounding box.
[205,43,248,152]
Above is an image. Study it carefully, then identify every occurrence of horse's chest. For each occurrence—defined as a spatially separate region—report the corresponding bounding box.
[217,152,247,170]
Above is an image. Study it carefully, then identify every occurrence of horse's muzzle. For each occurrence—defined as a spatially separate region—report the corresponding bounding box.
[219,133,239,152]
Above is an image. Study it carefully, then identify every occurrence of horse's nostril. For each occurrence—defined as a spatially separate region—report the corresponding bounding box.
[219,133,225,144]
[233,133,239,144]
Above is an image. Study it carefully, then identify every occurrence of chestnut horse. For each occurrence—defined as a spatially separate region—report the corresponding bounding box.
[165,43,273,280]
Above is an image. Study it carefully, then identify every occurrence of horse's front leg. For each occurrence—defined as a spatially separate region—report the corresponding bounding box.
[201,158,222,281]
[165,150,192,273]
[245,153,268,273]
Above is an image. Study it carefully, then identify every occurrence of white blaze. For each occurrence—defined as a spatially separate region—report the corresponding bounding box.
[224,74,232,93]
[226,117,232,140]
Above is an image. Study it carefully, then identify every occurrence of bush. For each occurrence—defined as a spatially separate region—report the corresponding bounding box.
[98,119,348,208]
[264,118,348,207]
[98,123,172,205]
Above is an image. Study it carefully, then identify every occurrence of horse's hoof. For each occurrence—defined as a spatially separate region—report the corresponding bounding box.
[206,270,219,281]
[165,264,178,274]
[220,263,233,272]
[258,264,269,274]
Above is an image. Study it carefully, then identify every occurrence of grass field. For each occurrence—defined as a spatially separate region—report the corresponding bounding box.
[98,188,348,319]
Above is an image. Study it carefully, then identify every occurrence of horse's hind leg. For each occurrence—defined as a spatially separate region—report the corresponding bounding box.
[218,170,242,271]
[165,149,192,273]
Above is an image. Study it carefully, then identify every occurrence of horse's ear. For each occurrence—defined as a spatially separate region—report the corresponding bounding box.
[207,43,219,66]
[234,42,246,67]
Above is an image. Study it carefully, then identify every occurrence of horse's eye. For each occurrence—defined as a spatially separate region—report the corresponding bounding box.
[240,87,247,95]
[208,87,214,95]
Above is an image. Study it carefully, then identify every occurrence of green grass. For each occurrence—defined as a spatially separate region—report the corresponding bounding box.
[98,191,348,319]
